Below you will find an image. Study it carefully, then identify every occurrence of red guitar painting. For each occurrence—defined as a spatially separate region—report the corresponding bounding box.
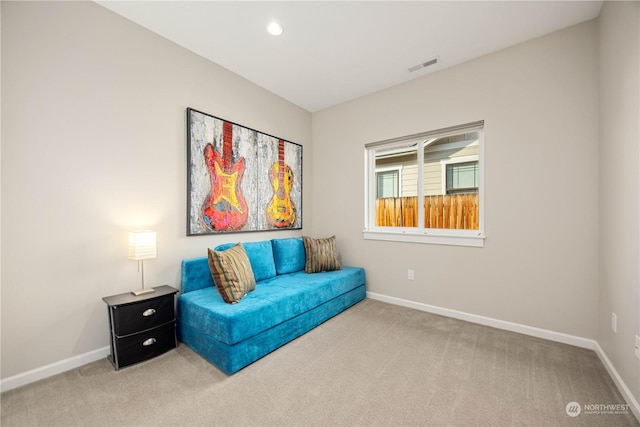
[267,139,296,228]
[202,121,248,231]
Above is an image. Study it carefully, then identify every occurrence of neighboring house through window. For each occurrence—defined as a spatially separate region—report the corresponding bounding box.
[364,121,485,247]
[444,158,479,194]
[376,168,401,198]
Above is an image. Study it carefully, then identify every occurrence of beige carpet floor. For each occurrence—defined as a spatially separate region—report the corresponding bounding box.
[2,298,638,426]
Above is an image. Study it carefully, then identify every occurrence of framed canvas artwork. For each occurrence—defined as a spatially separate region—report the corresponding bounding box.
[187,108,303,235]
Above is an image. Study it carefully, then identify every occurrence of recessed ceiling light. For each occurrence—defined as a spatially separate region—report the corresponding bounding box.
[267,22,283,36]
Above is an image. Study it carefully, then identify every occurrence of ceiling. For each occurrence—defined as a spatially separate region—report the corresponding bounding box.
[95,1,603,112]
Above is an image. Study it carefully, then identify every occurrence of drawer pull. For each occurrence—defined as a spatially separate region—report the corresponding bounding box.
[142,308,156,317]
[142,338,156,346]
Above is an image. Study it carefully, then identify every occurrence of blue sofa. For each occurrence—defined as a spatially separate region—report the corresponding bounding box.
[177,237,366,374]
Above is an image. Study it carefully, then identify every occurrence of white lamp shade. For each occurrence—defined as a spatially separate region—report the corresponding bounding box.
[128,231,157,261]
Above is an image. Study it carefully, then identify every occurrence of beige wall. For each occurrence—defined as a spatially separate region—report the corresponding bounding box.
[598,1,640,400]
[312,21,599,337]
[0,1,311,378]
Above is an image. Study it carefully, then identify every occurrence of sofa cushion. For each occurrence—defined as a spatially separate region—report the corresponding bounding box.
[178,266,366,346]
[177,285,366,375]
[215,240,276,282]
[208,243,256,304]
[271,237,306,274]
[302,235,341,273]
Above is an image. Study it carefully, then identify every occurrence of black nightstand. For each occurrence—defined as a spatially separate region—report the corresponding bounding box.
[102,285,179,370]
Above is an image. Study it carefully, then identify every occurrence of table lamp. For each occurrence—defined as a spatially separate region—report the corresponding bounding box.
[128,230,157,296]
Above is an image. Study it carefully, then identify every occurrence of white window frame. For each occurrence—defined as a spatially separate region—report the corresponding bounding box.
[363,121,485,248]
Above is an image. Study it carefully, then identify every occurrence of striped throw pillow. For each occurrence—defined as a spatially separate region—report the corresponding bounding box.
[302,235,342,274]
[208,243,256,304]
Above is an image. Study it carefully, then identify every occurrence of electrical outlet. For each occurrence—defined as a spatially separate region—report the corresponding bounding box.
[611,313,617,333]
[407,269,415,281]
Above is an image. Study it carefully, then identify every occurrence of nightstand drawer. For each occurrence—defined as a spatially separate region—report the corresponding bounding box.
[113,321,176,368]
[112,294,174,336]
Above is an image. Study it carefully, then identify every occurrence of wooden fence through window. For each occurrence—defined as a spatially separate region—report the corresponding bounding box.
[375,194,479,229]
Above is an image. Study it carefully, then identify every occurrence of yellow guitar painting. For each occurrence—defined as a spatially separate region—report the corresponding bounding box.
[267,139,296,227]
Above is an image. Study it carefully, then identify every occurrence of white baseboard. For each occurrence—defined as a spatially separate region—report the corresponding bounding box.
[367,292,595,348]
[1,346,110,393]
[367,292,640,422]
[594,341,640,421]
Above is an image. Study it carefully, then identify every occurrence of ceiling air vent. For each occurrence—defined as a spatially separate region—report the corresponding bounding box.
[408,56,440,73]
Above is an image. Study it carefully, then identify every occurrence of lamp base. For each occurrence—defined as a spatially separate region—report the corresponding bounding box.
[131,288,155,296]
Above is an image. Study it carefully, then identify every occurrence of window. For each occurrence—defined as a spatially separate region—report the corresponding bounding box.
[445,160,479,194]
[376,168,400,198]
[364,121,485,247]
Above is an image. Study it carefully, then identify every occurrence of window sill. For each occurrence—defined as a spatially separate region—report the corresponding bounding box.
[363,229,485,248]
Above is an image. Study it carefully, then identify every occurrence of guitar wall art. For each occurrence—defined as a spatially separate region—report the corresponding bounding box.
[187,108,302,235]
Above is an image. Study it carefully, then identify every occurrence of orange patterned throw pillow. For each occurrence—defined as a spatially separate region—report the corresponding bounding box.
[302,235,342,274]
[208,243,256,304]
